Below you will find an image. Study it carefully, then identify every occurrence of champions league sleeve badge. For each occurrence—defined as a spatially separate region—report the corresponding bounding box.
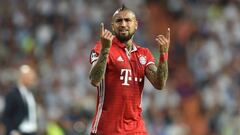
[139,55,147,65]
[91,52,98,63]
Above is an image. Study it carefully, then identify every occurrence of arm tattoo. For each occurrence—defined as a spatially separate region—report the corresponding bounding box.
[146,61,168,90]
[157,61,168,87]
[89,49,109,86]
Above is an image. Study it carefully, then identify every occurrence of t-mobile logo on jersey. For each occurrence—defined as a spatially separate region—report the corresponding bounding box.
[120,69,142,86]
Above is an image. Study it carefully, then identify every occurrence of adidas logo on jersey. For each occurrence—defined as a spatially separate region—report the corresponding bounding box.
[117,56,124,62]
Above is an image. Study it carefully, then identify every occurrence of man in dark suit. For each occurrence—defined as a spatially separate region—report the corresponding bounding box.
[1,65,38,135]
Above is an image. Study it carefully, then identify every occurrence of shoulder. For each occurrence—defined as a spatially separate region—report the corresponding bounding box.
[6,87,20,98]
[91,41,102,52]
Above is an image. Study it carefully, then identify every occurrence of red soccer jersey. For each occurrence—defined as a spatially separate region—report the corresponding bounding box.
[90,37,155,135]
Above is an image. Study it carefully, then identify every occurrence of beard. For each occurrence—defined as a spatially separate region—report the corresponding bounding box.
[114,31,135,42]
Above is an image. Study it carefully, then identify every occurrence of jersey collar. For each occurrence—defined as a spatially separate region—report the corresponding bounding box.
[113,37,138,52]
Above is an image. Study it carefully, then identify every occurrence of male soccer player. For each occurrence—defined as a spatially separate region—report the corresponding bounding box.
[89,5,170,135]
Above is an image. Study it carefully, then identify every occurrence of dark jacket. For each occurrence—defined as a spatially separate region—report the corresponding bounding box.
[1,87,28,135]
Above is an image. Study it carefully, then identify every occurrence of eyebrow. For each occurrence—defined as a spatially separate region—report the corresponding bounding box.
[114,16,136,21]
[115,17,132,20]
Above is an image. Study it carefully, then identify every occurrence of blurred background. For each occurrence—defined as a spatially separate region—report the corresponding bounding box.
[0,0,240,135]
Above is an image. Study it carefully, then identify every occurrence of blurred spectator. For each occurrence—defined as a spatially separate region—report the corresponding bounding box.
[1,65,38,135]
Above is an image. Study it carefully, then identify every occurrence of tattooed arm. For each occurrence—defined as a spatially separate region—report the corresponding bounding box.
[89,23,114,87]
[89,48,110,87]
[145,28,170,90]
[145,62,168,90]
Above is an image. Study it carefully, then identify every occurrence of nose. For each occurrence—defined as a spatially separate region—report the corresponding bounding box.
[119,20,127,27]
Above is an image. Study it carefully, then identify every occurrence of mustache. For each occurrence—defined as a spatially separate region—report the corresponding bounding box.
[114,31,135,42]
[119,29,129,31]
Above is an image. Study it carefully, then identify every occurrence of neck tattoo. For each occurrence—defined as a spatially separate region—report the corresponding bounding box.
[125,42,132,52]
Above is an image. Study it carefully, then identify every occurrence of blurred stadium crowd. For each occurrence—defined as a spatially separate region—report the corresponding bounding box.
[0,0,240,135]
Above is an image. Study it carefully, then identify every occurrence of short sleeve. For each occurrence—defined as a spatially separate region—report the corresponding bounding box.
[145,49,155,67]
[89,41,102,64]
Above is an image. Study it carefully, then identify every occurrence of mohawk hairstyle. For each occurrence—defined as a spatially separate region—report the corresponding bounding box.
[118,4,128,11]
[112,4,135,19]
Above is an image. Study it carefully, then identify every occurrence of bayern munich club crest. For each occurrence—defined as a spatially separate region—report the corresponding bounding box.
[139,55,147,65]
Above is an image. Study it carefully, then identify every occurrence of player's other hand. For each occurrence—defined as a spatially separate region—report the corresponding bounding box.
[100,23,114,49]
[156,28,170,53]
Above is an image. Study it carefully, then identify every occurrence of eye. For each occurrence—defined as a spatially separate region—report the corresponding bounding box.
[124,18,131,22]
[115,19,123,23]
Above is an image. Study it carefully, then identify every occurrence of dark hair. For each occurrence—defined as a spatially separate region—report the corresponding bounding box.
[118,4,128,11]
[112,4,135,18]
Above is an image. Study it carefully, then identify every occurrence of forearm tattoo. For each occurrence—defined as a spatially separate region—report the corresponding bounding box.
[156,61,168,87]
[89,49,109,86]
[146,61,168,90]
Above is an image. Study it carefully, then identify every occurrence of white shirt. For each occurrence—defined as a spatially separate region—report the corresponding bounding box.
[18,84,37,133]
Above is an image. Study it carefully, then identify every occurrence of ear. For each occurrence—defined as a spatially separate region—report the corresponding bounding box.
[135,20,138,30]
[111,22,114,31]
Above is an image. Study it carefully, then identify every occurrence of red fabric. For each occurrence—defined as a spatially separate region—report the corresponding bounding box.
[89,37,154,135]
[159,53,168,62]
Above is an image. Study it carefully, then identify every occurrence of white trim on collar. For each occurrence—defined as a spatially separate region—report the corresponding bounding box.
[131,44,137,52]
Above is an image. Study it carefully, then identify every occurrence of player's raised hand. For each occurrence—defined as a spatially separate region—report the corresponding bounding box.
[156,28,170,53]
[100,23,114,49]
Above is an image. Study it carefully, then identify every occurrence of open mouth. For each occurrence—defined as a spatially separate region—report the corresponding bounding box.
[119,29,129,34]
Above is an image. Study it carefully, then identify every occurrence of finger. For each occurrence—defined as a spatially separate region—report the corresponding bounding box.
[109,34,114,40]
[159,38,167,45]
[100,23,104,36]
[108,33,113,39]
[110,35,114,40]
[157,35,166,39]
[157,36,167,45]
[156,38,164,45]
[161,37,168,44]
[157,35,168,44]
[103,30,108,38]
[105,30,112,39]
[106,32,111,39]
[167,27,170,41]
[156,39,165,51]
